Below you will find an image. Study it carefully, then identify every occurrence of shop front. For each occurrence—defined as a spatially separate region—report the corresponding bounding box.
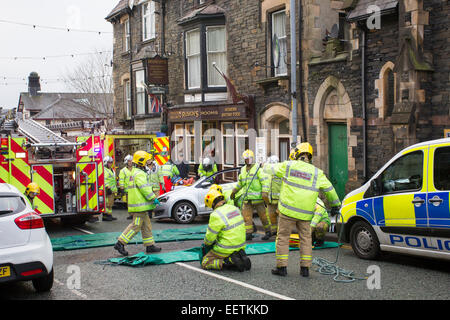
[168,101,255,178]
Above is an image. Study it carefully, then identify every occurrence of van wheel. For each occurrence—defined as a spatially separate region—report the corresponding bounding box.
[350,221,381,260]
[32,268,54,292]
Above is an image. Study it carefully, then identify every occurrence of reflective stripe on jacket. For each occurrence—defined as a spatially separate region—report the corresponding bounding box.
[267,160,341,221]
[262,173,282,204]
[119,167,132,191]
[160,163,180,179]
[234,164,267,201]
[204,204,246,256]
[198,163,218,177]
[127,167,156,213]
[104,167,118,193]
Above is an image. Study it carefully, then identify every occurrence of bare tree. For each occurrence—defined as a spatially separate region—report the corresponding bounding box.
[62,50,114,129]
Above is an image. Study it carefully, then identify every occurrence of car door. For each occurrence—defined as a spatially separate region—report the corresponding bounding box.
[373,147,428,228]
[427,144,450,229]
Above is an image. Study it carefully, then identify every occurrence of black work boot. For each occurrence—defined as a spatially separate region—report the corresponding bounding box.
[223,251,245,272]
[246,233,253,241]
[238,249,252,271]
[300,267,310,277]
[262,231,272,240]
[146,245,162,253]
[271,266,287,277]
[114,241,128,256]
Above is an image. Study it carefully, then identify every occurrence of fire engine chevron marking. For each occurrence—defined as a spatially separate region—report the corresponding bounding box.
[32,165,54,214]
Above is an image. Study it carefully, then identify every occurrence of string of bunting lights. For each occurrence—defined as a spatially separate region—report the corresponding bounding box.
[0,50,112,61]
[0,19,112,35]
[0,74,111,86]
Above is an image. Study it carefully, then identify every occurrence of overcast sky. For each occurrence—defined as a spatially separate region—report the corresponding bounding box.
[0,0,116,109]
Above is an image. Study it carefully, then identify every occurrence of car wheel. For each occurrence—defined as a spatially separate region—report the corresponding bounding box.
[172,202,196,224]
[350,221,381,260]
[32,268,54,292]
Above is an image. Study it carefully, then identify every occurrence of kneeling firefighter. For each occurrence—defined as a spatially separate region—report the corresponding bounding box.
[200,187,251,272]
[114,151,161,256]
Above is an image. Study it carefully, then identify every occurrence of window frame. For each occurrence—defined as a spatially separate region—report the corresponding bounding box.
[185,28,202,90]
[206,25,227,88]
[271,9,288,77]
[134,70,147,115]
[142,1,156,42]
[433,146,450,191]
[124,18,131,52]
[124,79,132,119]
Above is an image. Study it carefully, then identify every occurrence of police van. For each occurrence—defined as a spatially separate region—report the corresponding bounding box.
[339,138,450,260]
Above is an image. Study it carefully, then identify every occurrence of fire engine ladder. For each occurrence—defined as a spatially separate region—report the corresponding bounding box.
[17,118,70,145]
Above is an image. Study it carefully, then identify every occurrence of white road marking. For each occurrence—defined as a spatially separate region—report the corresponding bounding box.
[72,227,94,235]
[54,279,88,299]
[176,262,295,300]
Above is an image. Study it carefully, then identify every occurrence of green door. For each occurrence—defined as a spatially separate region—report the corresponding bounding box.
[328,124,348,200]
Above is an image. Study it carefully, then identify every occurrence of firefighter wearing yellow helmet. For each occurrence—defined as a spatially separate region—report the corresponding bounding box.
[230,150,271,241]
[114,151,161,256]
[25,182,40,209]
[264,142,341,277]
[201,186,251,272]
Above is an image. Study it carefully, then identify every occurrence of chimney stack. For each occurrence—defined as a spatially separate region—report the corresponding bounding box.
[28,72,41,96]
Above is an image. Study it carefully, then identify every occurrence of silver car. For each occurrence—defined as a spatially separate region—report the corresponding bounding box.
[154,167,241,224]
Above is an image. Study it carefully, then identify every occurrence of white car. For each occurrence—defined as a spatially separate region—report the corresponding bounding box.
[0,183,54,292]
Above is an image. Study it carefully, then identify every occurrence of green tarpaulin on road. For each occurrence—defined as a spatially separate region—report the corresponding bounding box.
[51,225,208,251]
[103,242,340,267]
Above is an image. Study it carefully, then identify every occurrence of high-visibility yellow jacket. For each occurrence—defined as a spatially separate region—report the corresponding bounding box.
[127,167,156,213]
[204,204,246,256]
[119,167,133,192]
[160,163,180,180]
[104,167,118,193]
[234,164,268,202]
[198,163,218,177]
[311,198,331,227]
[147,169,161,193]
[262,170,282,204]
[267,160,341,221]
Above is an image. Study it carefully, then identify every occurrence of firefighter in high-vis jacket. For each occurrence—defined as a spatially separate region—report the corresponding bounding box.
[201,187,251,272]
[265,143,341,277]
[25,182,40,209]
[198,157,218,178]
[114,151,161,256]
[119,155,133,220]
[261,155,282,240]
[103,156,118,221]
[159,159,180,194]
[230,150,271,241]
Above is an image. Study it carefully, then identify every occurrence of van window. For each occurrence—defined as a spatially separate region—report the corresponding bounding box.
[379,151,423,194]
[434,146,450,191]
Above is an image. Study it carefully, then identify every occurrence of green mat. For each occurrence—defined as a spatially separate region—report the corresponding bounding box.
[103,242,340,267]
[51,225,207,251]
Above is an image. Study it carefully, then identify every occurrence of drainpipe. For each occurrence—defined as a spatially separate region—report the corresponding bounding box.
[128,8,134,128]
[290,0,298,146]
[298,0,307,142]
[161,0,166,56]
[361,26,368,182]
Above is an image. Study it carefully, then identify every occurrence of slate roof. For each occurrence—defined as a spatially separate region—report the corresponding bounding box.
[347,0,398,21]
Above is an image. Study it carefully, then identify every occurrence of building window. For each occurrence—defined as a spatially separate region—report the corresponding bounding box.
[185,123,196,164]
[236,122,249,165]
[386,69,395,117]
[271,10,287,76]
[185,25,227,91]
[135,70,146,115]
[207,26,227,87]
[124,19,130,52]
[124,80,131,119]
[186,29,201,89]
[142,1,156,41]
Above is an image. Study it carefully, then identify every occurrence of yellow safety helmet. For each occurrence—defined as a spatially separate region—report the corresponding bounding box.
[25,182,40,196]
[210,184,223,193]
[242,149,254,160]
[290,142,313,161]
[132,151,152,167]
[204,188,225,209]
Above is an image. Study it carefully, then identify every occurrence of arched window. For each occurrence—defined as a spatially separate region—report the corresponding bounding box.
[385,69,395,117]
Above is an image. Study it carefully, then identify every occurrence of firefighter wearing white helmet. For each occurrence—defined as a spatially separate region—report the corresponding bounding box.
[198,157,218,178]
[103,156,117,221]
[261,155,282,240]
[230,150,271,241]
[264,142,341,277]
[119,155,134,220]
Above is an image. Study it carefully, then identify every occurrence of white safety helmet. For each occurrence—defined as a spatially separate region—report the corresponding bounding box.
[267,155,279,164]
[103,156,113,165]
[124,154,133,164]
[202,157,211,166]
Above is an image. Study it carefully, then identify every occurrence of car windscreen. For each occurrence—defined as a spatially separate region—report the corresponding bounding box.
[0,196,27,216]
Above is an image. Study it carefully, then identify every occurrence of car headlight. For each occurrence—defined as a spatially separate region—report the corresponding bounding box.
[158,196,169,203]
